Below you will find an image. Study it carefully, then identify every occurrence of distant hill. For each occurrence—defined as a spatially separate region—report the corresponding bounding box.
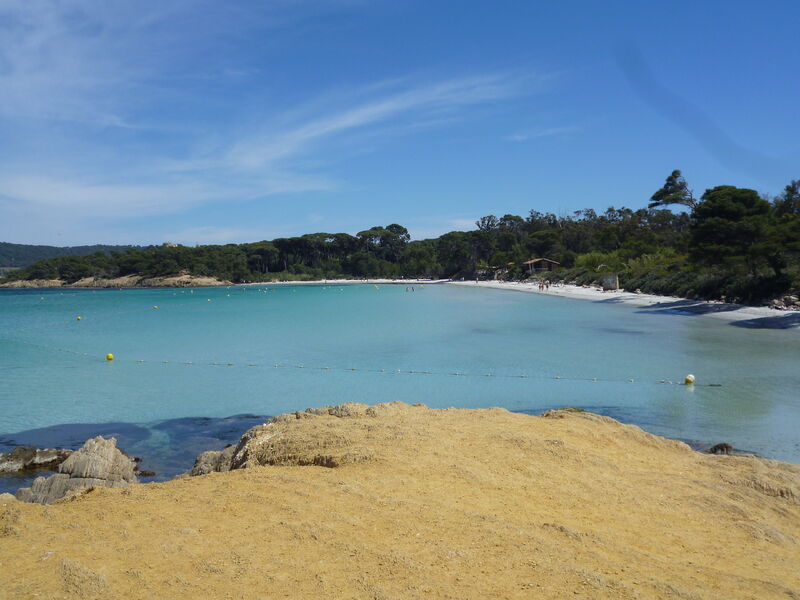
[0,242,141,268]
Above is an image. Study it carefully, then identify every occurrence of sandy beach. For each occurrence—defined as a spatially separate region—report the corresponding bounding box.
[4,274,797,329]
[450,280,800,329]
[242,278,450,287]
[2,402,798,599]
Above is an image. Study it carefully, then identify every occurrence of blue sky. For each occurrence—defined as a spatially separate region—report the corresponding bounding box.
[1,0,798,246]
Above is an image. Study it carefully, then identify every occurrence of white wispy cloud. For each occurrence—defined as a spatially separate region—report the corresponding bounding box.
[223,74,527,171]
[0,0,354,125]
[0,175,336,218]
[505,125,580,142]
[0,1,155,126]
[0,72,529,222]
[0,1,547,244]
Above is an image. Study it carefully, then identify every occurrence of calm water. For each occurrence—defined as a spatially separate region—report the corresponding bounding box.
[1,283,799,491]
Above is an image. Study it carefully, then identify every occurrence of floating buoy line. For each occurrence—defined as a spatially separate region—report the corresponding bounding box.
[5,285,326,338]
[3,288,720,387]
[1,336,720,387]
[6,282,404,339]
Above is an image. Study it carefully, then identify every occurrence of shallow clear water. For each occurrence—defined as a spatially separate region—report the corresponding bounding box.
[1,283,798,488]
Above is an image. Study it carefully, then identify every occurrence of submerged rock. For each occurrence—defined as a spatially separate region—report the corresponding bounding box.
[15,437,137,504]
[0,446,72,474]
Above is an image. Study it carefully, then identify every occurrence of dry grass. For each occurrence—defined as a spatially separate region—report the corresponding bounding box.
[1,402,798,599]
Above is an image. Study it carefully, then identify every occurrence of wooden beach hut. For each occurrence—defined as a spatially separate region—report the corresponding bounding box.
[522,258,560,274]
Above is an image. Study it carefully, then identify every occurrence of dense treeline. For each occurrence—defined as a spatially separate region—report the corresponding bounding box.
[0,242,140,269]
[3,172,799,304]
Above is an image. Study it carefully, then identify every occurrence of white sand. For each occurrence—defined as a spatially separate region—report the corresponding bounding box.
[449,280,800,328]
[240,277,797,329]
[241,278,449,286]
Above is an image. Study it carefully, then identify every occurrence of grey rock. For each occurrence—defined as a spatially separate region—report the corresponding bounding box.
[15,437,137,504]
[189,445,236,476]
[0,446,72,474]
[707,442,734,455]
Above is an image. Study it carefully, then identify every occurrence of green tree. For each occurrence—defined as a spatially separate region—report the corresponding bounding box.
[246,242,279,274]
[475,215,499,232]
[649,170,696,210]
[690,186,781,275]
[773,179,800,218]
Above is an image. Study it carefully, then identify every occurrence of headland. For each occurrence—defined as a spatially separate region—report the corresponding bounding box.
[1,403,798,599]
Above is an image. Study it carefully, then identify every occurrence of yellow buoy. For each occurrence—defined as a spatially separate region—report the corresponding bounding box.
[106,353,114,361]
[207,298,212,302]
[76,316,82,321]
[685,374,696,385]
[153,305,158,310]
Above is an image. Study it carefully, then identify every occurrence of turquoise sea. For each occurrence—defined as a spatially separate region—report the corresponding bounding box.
[1,284,799,491]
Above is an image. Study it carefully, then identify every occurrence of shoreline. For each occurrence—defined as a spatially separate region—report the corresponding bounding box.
[3,274,797,328]
[2,405,771,498]
[450,280,800,329]
[241,278,450,286]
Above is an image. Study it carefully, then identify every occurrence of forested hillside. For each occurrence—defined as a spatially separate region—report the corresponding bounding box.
[3,173,799,304]
[0,242,140,268]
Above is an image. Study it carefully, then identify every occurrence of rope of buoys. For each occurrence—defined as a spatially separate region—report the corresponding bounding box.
[1,293,226,338]
[0,337,715,387]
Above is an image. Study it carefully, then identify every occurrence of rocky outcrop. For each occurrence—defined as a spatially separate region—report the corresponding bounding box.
[707,442,734,455]
[188,402,406,477]
[68,273,230,288]
[3,403,800,599]
[770,294,800,310]
[0,446,72,473]
[0,272,230,289]
[0,279,63,288]
[189,445,236,476]
[15,437,137,504]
